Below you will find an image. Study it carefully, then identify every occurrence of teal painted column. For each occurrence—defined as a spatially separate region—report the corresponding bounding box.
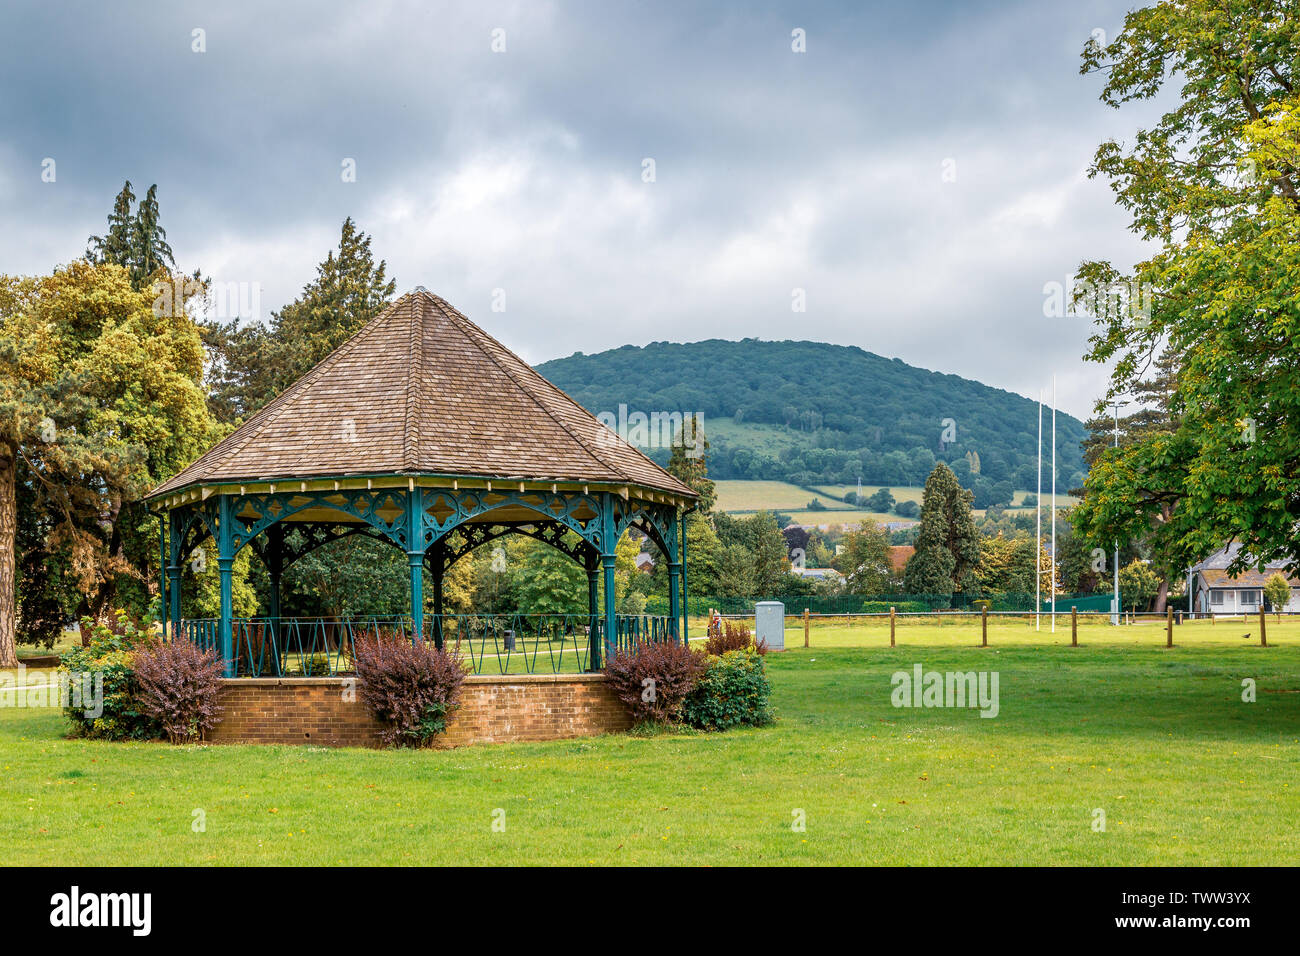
[680,512,691,650]
[602,553,618,663]
[157,513,168,639]
[600,492,618,663]
[217,495,235,678]
[407,488,425,640]
[167,512,182,635]
[668,560,682,643]
[408,553,425,640]
[168,565,182,636]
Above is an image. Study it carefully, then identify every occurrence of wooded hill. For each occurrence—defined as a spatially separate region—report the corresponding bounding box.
[538,339,1087,509]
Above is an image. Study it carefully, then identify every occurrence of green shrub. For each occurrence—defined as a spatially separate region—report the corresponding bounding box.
[60,614,161,740]
[681,648,774,732]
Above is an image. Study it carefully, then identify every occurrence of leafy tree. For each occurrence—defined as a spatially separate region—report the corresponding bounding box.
[895,500,919,519]
[866,487,895,512]
[1074,2,1300,585]
[976,533,1031,595]
[903,462,981,598]
[0,263,217,663]
[714,544,756,597]
[833,520,891,593]
[714,511,787,594]
[513,538,588,616]
[1118,559,1159,613]
[282,535,407,618]
[1264,572,1292,619]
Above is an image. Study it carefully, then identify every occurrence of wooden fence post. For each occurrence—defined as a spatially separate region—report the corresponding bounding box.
[1071,606,1077,647]
[1260,606,1268,648]
[890,606,896,648]
[804,608,810,648]
[981,604,987,647]
[1166,606,1173,648]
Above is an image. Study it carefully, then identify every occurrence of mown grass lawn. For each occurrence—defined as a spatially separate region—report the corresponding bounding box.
[2,622,1298,865]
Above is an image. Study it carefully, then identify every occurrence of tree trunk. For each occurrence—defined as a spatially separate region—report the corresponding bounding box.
[0,439,18,666]
[1153,578,1169,614]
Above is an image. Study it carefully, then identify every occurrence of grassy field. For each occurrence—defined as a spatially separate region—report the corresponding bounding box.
[713,479,830,511]
[715,479,1070,524]
[712,480,902,525]
[2,617,1297,865]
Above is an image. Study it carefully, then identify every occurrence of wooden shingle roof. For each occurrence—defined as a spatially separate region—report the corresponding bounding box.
[147,291,696,500]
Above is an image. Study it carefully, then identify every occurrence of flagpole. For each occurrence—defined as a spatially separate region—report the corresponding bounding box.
[1036,391,1042,632]
[1051,376,1057,634]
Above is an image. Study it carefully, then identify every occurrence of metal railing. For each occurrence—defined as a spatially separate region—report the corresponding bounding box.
[177,613,677,677]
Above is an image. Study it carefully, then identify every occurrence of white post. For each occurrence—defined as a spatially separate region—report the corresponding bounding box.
[1111,400,1124,625]
[1036,391,1042,632]
[1051,376,1056,633]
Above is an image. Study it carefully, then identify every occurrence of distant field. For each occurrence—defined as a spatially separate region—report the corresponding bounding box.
[776,509,898,527]
[813,484,926,506]
[714,480,837,512]
[717,479,1070,521]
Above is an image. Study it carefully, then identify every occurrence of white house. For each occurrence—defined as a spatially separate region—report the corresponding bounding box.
[1189,544,1300,614]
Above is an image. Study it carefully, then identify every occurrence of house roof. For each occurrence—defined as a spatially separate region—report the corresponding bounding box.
[1190,543,1299,588]
[888,545,915,574]
[147,290,696,501]
[1198,568,1300,589]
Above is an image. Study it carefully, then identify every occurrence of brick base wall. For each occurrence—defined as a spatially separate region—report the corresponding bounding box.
[206,673,632,748]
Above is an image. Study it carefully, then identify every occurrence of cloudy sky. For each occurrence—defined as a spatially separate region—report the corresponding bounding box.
[0,0,1162,418]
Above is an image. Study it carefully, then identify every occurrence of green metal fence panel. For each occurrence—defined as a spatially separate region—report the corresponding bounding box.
[674,592,1117,615]
[177,612,674,676]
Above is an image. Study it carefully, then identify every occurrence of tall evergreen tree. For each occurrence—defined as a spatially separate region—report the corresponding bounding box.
[903,462,981,598]
[666,413,715,513]
[205,217,395,420]
[130,184,175,288]
[86,182,136,269]
[86,181,175,290]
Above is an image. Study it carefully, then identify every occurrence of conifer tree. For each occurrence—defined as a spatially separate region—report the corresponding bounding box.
[903,462,981,598]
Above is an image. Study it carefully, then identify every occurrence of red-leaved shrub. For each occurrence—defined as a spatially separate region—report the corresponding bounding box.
[704,619,768,656]
[354,634,470,747]
[132,639,225,744]
[604,640,706,723]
